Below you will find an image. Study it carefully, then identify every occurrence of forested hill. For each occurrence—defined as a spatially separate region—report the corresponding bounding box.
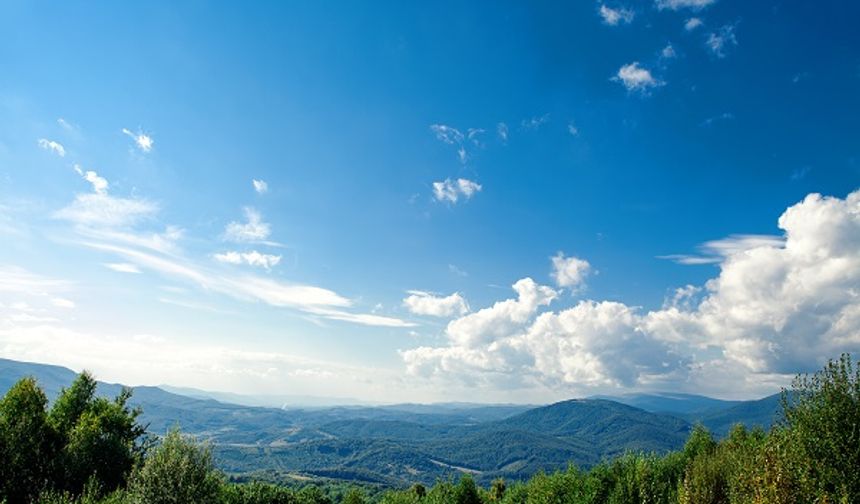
[0,358,781,486]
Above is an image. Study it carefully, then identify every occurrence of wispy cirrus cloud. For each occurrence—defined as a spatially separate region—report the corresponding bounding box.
[700,112,734,127]
[706,24,738,58]
[104,263,142,274]
[520,114,550,131]
[658,234,784,265]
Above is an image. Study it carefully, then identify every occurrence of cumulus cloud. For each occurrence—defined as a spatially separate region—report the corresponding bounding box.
[613,62,663,92]
[73,164,108,195]
[599,4,634,26]
[214,250,282,270]
[38,138,66,157]
[432,178,482,204]
[706,24,738,58]
[403,291,469,317]
[661,43,677,59]
[550,253,591,290]
[656,0,715,10]
[223,207,271,242]
[252,179,268,194]
[685,17,703,31]
[121,128,153,153]
[403,190,860,397]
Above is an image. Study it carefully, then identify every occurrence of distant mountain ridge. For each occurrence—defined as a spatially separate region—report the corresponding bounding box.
[0,357,784,486]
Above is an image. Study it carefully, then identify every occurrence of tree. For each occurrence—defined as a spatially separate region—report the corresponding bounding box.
[49,373,146,496]
[0,377,55,504]
[127,428,221,504]
[781,353,860,501]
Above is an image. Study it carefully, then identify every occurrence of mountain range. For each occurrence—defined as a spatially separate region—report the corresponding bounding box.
[0,358,784,486]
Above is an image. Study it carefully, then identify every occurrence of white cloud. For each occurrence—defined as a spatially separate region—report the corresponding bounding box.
[403,291,469,317]
[73,164,108,195]
[706,24,738,58]
[614,62,663,92]
[599,4,634,26]
[214,250,282,270]
[700,112,734,127]
[57,118,77,132]
[223,207,271,242]
[83,240,413,328]
[55,166,156,228]
[432,178,482,204]
[38,138,66,157]
[252,179,268,194]
[659,234,784,265]
[550,253,591,290]
[51,297,75,309]
[104,263,142,274]
[567,122,579,136]
[497,122,509,142]
[430,124,464,145]
[661,43,677,59]
[0,266,70,296]
[121,128,153,153]
[685,17,703,31]
[430,124,481,164]
[403,190,860,397]
[55,193,157,228]
[656,0,715,11]
[449,264,468,277]
[520,114,550,130]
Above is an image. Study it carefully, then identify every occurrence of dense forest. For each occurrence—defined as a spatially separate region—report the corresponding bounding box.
[0,355,857,504]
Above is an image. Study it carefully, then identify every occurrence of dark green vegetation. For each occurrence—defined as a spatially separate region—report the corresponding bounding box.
[0,354,858,503]
[0,359,783,487]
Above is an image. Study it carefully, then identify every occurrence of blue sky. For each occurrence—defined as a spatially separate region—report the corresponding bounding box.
[1,0,859,403]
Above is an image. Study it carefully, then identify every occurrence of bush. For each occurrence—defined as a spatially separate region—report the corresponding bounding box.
[126,429,221,504]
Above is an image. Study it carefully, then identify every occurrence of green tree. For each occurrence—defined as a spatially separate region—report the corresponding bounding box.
[453,475,481,504]
[0,377,55,504]
[780,353,860,502]
[48,373,146,497]
[127,428,221,504]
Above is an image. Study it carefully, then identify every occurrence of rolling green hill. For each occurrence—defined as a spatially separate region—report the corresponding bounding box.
[0,357,784,486]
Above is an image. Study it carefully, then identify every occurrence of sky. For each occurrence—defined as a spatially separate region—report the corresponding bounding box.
[1,0,859,404]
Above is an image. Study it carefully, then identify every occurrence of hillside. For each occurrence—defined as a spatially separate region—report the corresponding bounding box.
[0,358,784,486]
